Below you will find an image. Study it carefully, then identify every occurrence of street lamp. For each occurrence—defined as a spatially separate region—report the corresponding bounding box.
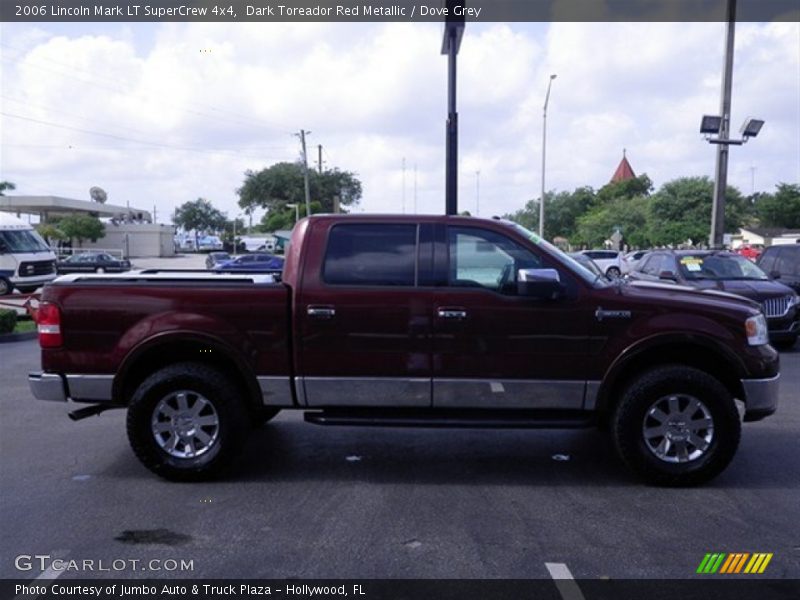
[286,203,300,224]
[540,73,557,237]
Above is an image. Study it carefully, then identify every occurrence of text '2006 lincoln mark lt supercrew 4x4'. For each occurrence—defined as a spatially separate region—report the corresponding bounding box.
[29,215,780,485]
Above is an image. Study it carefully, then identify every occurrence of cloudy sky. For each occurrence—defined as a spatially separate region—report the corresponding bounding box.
[0,19,798,225]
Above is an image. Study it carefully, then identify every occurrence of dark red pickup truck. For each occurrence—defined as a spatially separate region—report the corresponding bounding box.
[29,215,780,485]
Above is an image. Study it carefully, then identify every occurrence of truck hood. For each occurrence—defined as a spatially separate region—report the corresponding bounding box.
[624,279,760,313]
[683,278,795,301]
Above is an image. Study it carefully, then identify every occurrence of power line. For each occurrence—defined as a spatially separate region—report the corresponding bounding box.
[0,111,292,161]
[0,44,294,135]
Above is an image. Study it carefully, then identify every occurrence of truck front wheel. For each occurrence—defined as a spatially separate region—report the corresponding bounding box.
[612,366,740,486]
[0,277,12,295]
[126,363,250,481]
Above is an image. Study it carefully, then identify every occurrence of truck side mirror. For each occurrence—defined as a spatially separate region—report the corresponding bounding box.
[658,270,677,281]
[517,268,564,300]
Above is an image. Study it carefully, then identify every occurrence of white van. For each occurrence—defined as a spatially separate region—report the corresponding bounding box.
[0,213,57,295]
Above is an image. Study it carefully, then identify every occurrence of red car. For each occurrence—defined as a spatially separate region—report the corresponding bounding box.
[736,244,762,261]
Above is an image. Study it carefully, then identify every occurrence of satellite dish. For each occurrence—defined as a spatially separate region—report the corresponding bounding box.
[89,186,108,204]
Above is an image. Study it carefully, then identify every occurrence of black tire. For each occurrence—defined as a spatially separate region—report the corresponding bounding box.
[606,266,621,279]
[612,365,740,486]
[126,363,251,481]
[16,286,40,294]
[0,277,12,296]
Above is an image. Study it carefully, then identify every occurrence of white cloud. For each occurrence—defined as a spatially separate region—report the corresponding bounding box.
[0,20,797,224]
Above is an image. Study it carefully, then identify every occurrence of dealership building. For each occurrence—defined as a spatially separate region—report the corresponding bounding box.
[0,195,175,257]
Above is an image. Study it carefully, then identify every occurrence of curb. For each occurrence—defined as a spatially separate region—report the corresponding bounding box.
[0,331,37,343]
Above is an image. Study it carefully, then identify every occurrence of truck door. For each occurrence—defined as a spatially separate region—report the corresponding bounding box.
[296,221,434,407]
[431,224,593,410]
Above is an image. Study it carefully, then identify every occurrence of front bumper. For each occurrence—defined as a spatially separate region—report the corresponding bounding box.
[741,373,780,422]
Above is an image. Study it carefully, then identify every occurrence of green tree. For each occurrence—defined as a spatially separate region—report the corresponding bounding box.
[755,183,800,228]
[172,198,227,249]
[57,214,105,247]
[36,223,67,246]
[504,187,596,244]
[237,162,362,229]
[595,174,653,206]
[648,177,748,246]
[0,181,16,196]
[576,196,651,248]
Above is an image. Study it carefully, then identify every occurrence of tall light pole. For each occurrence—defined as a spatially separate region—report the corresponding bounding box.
[232,213,241,254]
[540,73,557,237]
[442,2,465,216]
[709,0,736,248]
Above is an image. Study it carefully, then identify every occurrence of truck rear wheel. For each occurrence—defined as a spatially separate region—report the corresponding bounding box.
[126,363,250,481]
[612,366,740,486]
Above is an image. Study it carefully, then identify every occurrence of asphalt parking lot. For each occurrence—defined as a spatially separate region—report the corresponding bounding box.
[1,339,798,583]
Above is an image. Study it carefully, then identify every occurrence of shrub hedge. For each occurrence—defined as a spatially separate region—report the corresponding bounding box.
[0,309,17,334]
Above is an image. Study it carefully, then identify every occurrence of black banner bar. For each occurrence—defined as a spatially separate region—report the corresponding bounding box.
[3,579,800,600]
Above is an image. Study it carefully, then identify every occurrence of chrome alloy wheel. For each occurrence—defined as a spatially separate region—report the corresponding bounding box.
[642,394,715,463]
[151,390,220,459]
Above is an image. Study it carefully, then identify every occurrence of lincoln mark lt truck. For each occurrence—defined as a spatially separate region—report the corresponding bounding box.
[29,215,780,485]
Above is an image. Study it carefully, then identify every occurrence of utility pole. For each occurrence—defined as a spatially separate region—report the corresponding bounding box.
[710,0,736,248]
[318,144,323,174]
[413,164,418,214]
[298,129,312,218]
[475,170,480,216]
[402,157,406,214]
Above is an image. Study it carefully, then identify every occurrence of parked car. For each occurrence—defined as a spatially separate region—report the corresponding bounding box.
[30,215,780,486]
[197,235,223,252]
[757,244,800,294]
[628,249,799,348]
[622,250,650,274]
[568,252,605,279]
[56,252,131,274]
[212,252,284,272]
[205,251,231,270]
[580,250,623,278]
[736,244,763,261]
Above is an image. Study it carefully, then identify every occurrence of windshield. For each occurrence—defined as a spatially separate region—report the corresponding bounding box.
[677,254,769,281]
[509,222,611,287]
[0,229,51,253]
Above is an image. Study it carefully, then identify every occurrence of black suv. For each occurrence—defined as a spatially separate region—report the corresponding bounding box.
[758,244,800,295]
[628,249,799,349]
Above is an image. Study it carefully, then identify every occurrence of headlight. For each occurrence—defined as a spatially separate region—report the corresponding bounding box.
[745,314,769,346]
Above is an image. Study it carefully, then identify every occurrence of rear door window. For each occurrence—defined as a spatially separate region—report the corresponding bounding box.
[323,223,418,286]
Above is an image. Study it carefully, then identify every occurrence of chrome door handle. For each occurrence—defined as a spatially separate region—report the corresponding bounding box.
[307,305,336,318]
[437,308,467,320]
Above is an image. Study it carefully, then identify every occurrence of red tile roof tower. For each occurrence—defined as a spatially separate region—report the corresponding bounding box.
[611,149,636,183]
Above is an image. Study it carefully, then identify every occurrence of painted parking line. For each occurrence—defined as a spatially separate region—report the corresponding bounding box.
[13,551,68,600]
[545,562,586,600]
